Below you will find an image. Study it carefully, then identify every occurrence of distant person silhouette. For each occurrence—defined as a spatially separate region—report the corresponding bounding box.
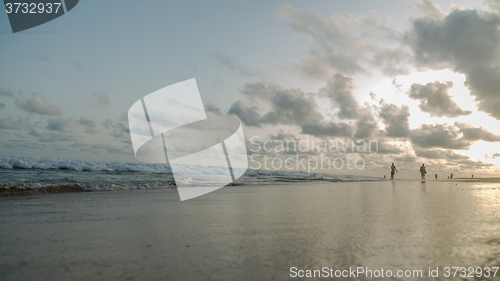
[384,175,386,179]
[472,174,474,179]
[435,173,438,180]
[390,163,398,180]
[420,164,426,180]
[447,176,449,179]
[450,173,453,179]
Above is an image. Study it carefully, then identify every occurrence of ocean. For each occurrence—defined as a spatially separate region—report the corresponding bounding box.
[0,155,379,193]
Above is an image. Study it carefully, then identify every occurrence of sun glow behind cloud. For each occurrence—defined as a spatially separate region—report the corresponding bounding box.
[369,69,500,168]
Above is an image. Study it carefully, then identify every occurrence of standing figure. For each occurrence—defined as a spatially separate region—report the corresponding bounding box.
[471,174,474,179]
[450,173,453,179]
[390,163,398,180]
[420,164,426,180]
[435,173,438,180]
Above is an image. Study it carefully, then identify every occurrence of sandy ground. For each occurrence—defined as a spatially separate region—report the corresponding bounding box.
[0,181,499,281]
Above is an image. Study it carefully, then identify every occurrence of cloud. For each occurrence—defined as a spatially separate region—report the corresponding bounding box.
[407,81,472,117]
[410,0,443,19]
[321,73,360,119]
[0,102,5,109]
[455,122,500,142]
[28,128,47,138]
[38,132,77,143]
[228,81,323,128]
[414,148,469,160]
[485,0,500,13]
[354,107,378,138]
[0,88,15,97]
[378,101,411,137]
[79,117,100,134]
[34,52,50,62]
[103,114,130,141]
[70,142,130,154]
[276,4,411,77]
[46,118,79,132]
[376,139,407,154]
[205,104,223,115]
[301,122,353,137]
[90,92,110,107]
[406,8,500,119]
[0,116,29,130]
[210,52,265,78]
[15,92,61,116]
[410,122,500,149]
[68,59,83,71]
[292,56,332,80]
[455,159,495,168]
[410,124,470,149]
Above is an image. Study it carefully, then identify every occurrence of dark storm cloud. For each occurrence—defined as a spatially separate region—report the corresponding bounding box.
[406,8,500,119]
[15,92,61,116]
[407,81,472,117]
[378,101,411,137]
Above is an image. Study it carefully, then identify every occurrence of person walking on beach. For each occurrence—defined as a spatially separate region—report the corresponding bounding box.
[420,164,426,180]
[450,173,453,179]
[390,163,398,180]
[435,173,437,180]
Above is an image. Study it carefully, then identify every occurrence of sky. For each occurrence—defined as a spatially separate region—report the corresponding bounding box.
[1,0,500,178]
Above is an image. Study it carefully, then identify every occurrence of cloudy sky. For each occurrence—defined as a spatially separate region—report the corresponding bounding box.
[1,0,500,178]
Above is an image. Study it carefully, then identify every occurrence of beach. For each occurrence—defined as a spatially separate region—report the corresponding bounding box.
[0,180,499,281]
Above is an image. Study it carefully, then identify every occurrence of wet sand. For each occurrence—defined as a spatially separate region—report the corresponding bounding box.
[0,181,499,281]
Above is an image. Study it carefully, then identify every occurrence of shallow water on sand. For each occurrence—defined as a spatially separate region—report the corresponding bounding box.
[0,181,499,281]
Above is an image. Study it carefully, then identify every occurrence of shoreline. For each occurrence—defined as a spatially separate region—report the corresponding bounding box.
[1,177,500,198]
